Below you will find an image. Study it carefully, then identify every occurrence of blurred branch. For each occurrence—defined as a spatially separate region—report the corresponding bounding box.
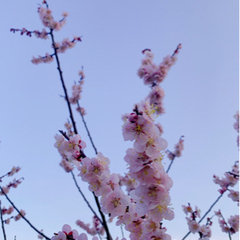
[0,186,50,240]
[166,152,175,173]
[0,202,7,240]
[77,101,98,155]
[70,171,103,225]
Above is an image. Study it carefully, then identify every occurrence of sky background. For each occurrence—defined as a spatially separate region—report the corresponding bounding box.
[0,0,239,240]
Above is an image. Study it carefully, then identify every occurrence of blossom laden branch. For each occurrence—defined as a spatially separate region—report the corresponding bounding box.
[182,162,239,240]
[10,27,49,39]
[0,166,21,182]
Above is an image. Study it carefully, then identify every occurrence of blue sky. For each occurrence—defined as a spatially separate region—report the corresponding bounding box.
[0,1,238,240]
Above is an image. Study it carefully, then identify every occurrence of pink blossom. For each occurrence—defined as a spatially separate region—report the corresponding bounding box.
[142,219,161,239]
[15,210,26,221]
[147,228,171,240]
[0,186,9,195]
[122,115,155,145]
[88,175,104,196]
[55,38,76,54]
[31,53,54,65]
[59,159,74,172]
[228,189,239,203]
[214,210,222,217]
[134,183,168,209]
[38,7,66,31]
[228,215,239,233]
[57,134,86,161]
[8,166,21,176]
[100,173,120,196]
[76,216,104,236]
[100,188,130,218]
[4,218,10,224]
[134,136,168,159]
[34,29,49,39]
[126,216,144,240]
[1,206,14,215]
[187,219,199,234]
[218,218,230,233]
[233,111,239,133]
[182,204,193,215]
[119,173,138,193]
[148,201,174,223]
[147,86,165,115]
[199,225,211,237]
[51,224,79,240]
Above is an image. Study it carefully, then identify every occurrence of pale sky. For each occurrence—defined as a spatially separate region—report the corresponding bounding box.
[0,1,239,240]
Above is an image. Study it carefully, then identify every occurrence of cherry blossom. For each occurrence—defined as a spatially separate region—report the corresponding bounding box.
[14,210,26,221]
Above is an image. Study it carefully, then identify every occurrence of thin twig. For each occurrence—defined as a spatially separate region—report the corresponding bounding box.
[70,171,103,225]
[0,186,50,240]
[120,224,124,239]
[50,29,78,134]
[0,202,7,240]
[198,194,223,224]
[166,152,175,173]
[77,101,98,155]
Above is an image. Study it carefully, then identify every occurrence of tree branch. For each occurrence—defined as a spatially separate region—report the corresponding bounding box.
[0,186,50,240]
[77,101,98,155]
[0,202,7,240]
[49,29,112,240]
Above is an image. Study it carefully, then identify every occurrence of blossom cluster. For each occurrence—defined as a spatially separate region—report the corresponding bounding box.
[114,49,183,240]
[213,161,239,195]
[215,210,239,235]
[31,53,54,65]
[69,72,85,105]
[11,4,81,66]
[1,206,26,224]
[182,204,211,239]
[136,46,180,115]
[78,152,131,218]
[7,166,21,177]
[54,37,82,54]
[76,216,105,236]
[1,205,14,215]
[167,136,184,160]
[137,47,179,86]
[55,48,181,240]
[233,111,239,146]
[13,210,26,221]
[51,224,99,240]
[38,6,67,31]
[54,134,87,172]
[0,178,23,196]
[10,28,49,39]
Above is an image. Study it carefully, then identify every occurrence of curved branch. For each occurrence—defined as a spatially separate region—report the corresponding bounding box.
[0,186,50,240]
